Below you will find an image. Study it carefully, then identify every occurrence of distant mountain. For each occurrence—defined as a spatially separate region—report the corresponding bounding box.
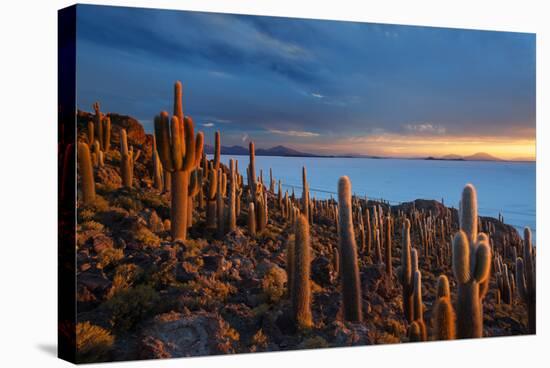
[441,154,464,160]
[256,145,316,157]
[204,144,249,155]
[427,152,503,162]
[463,152,502,161]
[203,144,317,157]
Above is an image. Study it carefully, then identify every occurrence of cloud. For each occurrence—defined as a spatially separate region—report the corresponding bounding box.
[202,122,214,127]
[311,92,324,98]
[403,123,446,135]
[241,133,249,142]
[268,129,320,137]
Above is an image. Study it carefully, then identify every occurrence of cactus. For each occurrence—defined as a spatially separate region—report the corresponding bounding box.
[432,275,455,340]
[205,163,218,228]
[216,169,226,238]
[516,227,536,333]
[385,216,392,280]
[412,270,427,340]
[227,159,237,232]
[151,136,163,192]
[302,167,310,221]
[337,176,363,322]
[398,219,414,322]
[249,142,256,203]
[120,129,133,188]
[87,120,94,146]
[256,185,267,233]
[93,102,102,150]
[214,131,220,171]
[248,201,256,236]
[102,116,111,152]
[154,82,203,241]
[452,184,492,338]
[292,214,312,329]
[408,321,422,342]
[77,142,95,204]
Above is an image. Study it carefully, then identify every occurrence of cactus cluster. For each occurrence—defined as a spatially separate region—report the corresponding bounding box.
[516,227,536,333]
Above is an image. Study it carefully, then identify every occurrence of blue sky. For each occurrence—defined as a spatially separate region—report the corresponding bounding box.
[75,4,536,159]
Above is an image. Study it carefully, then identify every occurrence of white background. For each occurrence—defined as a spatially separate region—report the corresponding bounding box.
[0,0,547,366]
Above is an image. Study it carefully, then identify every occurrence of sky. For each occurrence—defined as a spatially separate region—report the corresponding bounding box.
[75,4,536,160]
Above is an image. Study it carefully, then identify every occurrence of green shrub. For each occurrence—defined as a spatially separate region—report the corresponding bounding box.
[104,285,159,331]
[76,321,114,363]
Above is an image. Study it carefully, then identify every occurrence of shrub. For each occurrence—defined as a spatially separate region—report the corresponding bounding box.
[81,221,104,232]
[134,227,160,248]
[113,195,142,212]
[98,248,124,270]
[261,266,287,302]
[75,321,114,363]
[108,264,143,298]
[104,285,159,331]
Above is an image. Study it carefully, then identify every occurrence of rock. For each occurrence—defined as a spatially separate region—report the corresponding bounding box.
[140,311,240,359]
[311,256,332,287]
[91,234,114,253]
[175,262,199,283]
[202,255,231,274]
[96,166,122,188]
[330,320,371,346]
[77,268,111,303]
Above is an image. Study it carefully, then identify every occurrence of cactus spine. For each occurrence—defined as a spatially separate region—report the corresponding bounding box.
[120,129,133,188]
[516,227,536,333]
[292,214,312,329]
[337,176,363,322]
[227,159,237,232]
[77,142,95,204]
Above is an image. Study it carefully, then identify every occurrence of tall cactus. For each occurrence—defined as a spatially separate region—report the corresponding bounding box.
[292,214,312,329]
[399,219,414,322]
[452,184,491,338]
[302,167,310,221]
[87,121,94,146]
[337,176,363,322]
[227,159,237,232]
[385,215,392,280]
[154,82,203,241]
[120,129,133,188]
[77,142,95,204]
[432,275,455,340]
[214,131,220,171]
[248,201,256,237]
[102,116,111,152]
[249,141,256,203]
[516,227,536,334]
[205,163,218,229]
[151,136,163,192]
[93,102,102,150]
[413,270,427,341]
